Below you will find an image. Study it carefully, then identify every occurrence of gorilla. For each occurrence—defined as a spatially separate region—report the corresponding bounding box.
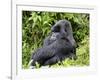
[28,20,76,68]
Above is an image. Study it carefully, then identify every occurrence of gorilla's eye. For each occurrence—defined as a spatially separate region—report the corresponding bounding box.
[65,28,67,32]
[55,25,60,32]
[52,25,60,32]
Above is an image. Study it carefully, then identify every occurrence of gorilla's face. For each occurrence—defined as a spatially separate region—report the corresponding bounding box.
[51,20,72,40]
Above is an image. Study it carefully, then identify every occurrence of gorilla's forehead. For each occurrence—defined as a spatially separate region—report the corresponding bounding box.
[54,20,71,28]
[56,20,70,25]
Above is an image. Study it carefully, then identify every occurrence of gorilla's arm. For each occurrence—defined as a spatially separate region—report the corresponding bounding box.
[43,36,51,46]
[43,32,63,47]
[43,35,56,47]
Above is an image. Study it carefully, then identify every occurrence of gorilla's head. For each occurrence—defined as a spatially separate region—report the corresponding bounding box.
[50,20,73,40]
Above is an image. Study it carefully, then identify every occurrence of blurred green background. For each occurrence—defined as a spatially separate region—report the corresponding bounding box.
[22,11,89,69]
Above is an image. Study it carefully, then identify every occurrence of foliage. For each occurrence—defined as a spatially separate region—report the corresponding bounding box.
[22,11,89,69]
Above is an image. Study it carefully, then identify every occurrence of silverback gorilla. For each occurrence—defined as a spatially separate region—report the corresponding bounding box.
[29,20,76,68]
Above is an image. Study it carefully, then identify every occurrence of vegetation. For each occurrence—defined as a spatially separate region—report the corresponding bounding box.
[22,11,89,69]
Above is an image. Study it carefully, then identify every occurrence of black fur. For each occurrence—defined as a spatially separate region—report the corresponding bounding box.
[30,20,76,68]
